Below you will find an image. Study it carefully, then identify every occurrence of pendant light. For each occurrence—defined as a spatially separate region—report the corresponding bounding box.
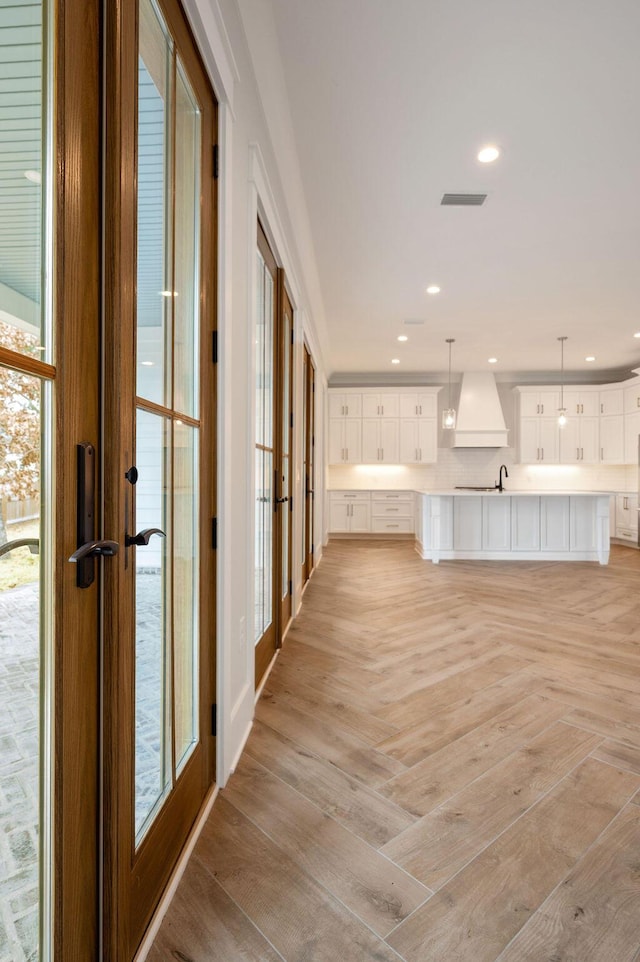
[443,338,456,430]
[557,336,567,427]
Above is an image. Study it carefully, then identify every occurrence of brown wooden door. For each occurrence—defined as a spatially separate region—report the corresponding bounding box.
[102,0,217,957]
[302,345,316,585]
[278,272,294,631]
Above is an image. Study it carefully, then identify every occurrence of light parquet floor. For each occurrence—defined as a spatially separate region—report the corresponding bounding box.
[148,540,640,962]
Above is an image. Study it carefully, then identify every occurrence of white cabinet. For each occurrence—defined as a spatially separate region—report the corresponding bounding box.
[615,493,638,543]
[483,498,511,551]
[562,391,599,417]
[599,389,624,416]
[599,416,624,464]
[624,384,640,414]
[328,418,362,464]
[570,497,598,551]
[624,410,640,465]
[399,393,437,419]
[371,491,415,534]
[511,497,541,551]
[453,497,483,551]
[362,419,399,463]
[362,393,399,418]
[399,418,437,463]
[329,491,371,533]
[519,389,560,418]
[329,392,361,419]
[540,497,570,551]
[559,416,599,464]
[520,417,560,463]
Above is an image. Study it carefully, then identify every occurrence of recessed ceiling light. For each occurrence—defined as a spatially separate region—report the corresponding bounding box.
[24,170,41,184]
[141,360,155,366]
[426,285,440,295]
[585,356,596,362]
[391,358,400,364]
[397,335,408,342]
[634,332,640,339]
[478,145,500,163]
[488,357,498,364]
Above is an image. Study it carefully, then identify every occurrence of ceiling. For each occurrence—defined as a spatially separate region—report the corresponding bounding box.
[270,0,640,380]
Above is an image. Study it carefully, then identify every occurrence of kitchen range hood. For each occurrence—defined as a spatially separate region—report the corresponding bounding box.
[452,372,509,448]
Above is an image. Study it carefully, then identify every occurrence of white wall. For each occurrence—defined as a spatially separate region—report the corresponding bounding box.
[181,0,329,784]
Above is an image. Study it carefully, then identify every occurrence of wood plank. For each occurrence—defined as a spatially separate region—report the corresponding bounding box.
[497,805,640,962]
[145,855,285,962]
[564,708,640,750]
[246,720,417,847]
[387,758,640,962]
[193,796,405,962]
[223,755,431,937]
[380,693,568,816]
[382,722,601,889]
[592,739,640,776]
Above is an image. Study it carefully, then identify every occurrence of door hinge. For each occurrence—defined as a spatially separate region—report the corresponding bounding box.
[212,330,218,364]
[211,703,217,736]
[213,143,219,179]
[290,411,294,430]
[289,579,292,595]
[212,517,217,550]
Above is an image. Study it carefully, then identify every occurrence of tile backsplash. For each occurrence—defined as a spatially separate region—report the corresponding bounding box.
[328,447,636,493]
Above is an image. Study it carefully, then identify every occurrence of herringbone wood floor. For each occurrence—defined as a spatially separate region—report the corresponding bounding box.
[148,541,640,962]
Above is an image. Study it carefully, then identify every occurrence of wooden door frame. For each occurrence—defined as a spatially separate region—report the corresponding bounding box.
[277,270,294,636]
[55,0,102,957]
[102,0,218,957]
[302,344,315,585]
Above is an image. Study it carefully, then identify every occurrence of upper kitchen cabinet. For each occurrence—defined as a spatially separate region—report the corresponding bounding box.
[329,392,362,419]
[518,389,560,418]
[562,390,599,417]
[362,418,399,463]
[624,383,640,415]
[559,415,599,464]
[328,418,362,463]
[362,393,399,418]
[599,388,624,416]
[399,393,438,419]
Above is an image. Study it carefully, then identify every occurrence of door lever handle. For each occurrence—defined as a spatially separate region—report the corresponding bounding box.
[0,538,39,558]
[275,496,289,504]
[69,539,119,562]
[125,527,166,547]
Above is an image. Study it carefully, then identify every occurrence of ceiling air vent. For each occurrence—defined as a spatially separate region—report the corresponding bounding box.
[404,319,425,326]
[441,193,487,206]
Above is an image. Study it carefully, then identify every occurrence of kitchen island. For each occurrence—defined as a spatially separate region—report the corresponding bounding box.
[416,490,612,565]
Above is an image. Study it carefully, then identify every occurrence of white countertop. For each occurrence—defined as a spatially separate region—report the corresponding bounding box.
[417,489,614,497]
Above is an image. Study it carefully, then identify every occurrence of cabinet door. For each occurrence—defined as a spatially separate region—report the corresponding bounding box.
[519,392,541,418]
[482,498,511,551]
[539,418,560,463]
[600,416,624,463]
[537,390,560,416]
[379,394,399,418]
[418,394,437,418]
[579,418,599,463]
[559,418,579,463]
[328,419,344,464]
[343,418,362,463]
[329,502,349,532]
[399,419,419,462]
[624,410,640,464]
[361,418,379,462]
[540,498,570,551]
[579,393,599,417]
[511,497,540,551]
[453,497,483,550]
[350,502,371,533]
[418,419,437,462]
[599,390,623,416]
[343,394,362,418]
[328,393,345,419]
[362,394,380,417]
[520,418,540,462]
[399,395,419,418]
[380,419,399,462]
[563,391,581,417]
[570,497,597,551]
[624,385,640,415]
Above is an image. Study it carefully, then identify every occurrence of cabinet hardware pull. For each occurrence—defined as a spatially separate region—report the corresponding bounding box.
[541,447,544,460]
[381,405,384,415]
[601,403,604,414]
[344,494,356,497]
[541,403,544,414]
[419,448,422,460]
[387,524,399,528]
[601,447,603,460]
[577,447,580,460]
[346,448,349,461]
[419,405,422,415]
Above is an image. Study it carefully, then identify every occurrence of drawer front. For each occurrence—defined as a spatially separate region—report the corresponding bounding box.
[616,526,637,542]
[375,490,414,502]
[329,490,371,502]
[372,501,414,518]
[371,517,414,533]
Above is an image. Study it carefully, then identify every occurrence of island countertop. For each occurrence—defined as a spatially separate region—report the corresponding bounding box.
[416,489,614,497]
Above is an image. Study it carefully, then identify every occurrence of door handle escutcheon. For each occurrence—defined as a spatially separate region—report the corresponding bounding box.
[69,539,119,562]
[125,528,166,547]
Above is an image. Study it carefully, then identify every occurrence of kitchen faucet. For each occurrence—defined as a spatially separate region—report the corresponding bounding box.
[496,464,509,492]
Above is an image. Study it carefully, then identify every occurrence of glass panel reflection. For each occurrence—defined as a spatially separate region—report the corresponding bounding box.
[174,421,198,772]
[137,0,172,406]
[134,409,171,841]
[173,61,200,418]
[0,366,42,959]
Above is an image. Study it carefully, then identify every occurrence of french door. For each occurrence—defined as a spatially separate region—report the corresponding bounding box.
[1,0,216,959]
[102,0,217,958]
[254,225,293,687]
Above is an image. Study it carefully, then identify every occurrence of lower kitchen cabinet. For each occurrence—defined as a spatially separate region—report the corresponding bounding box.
[483,498,511,551]
[540,497,570,551]
[453,497,483,551]
[329,490,414,535]
[329,493,371,533]
[511,496,541,551]
[614,493,638,543]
